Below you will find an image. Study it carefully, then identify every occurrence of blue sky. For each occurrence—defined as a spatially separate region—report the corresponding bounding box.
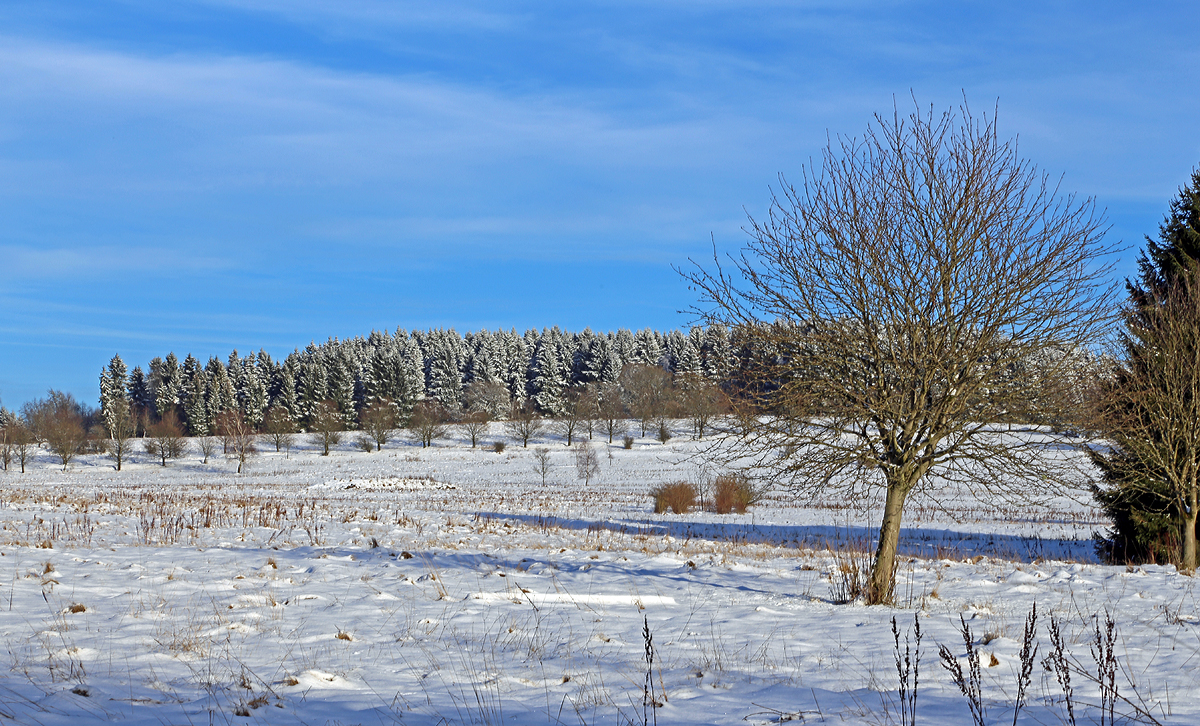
[1,1,1198,408]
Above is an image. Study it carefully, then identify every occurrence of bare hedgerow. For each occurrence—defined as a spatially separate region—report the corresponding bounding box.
[650,481,696,514]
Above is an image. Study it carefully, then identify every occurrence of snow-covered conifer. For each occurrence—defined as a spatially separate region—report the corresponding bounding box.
[151,353,183,420]
[99,354,129,435]
[631,329,664,367]
[206,357,237,423]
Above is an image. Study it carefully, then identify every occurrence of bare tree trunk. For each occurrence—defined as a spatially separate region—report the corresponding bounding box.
[869,477,912,605]
[1184,489,1198,574]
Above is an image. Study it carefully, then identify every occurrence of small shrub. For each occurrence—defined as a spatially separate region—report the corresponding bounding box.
[492,441,507,453]
[656,421,671,443]
[622,434,635,449]
[650,481,696,514]
[713,474,759,514]
[355,435,376,453]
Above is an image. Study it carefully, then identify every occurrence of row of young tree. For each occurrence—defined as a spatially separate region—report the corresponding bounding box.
[0,365,725,474]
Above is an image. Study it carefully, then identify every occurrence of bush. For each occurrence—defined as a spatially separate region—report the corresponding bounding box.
[622,434,635,449]
[713,474,759,514]
[492,441,507,454]
[656,421,671,444]
[650,481,696,514]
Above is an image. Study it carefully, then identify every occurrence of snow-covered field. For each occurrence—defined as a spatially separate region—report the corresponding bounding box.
[0,424,1197,725]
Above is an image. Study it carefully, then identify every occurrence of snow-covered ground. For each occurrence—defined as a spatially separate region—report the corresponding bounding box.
[0,424,1196,725]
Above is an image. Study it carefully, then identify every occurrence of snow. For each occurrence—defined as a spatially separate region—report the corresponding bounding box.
[0,425,1197,724]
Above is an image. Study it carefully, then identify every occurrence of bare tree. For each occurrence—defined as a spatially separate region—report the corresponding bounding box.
[503,402,545,448]
[457,409,490,448]
[2,421,34,473]
[1094,273,1200,573]
[0,430,10,473]
[196,435,219,464]
[552,387,588,446]
[678,375,728,440]
[359,399,397,452]
[681,101,1114,604]
[308,399,343,456]
[574,441,601,486]
[579,383,600,440]
[262,405,296,455]
[597,382,627,443]
[215,409,257,474]
[463,379,511,419]
[144,410,187,466]
[408,400,449,448]
[105,397,138,471]
[12,425,34,473]
[532,446,552,484]
[620,364,672,436]
[24,391,89,471]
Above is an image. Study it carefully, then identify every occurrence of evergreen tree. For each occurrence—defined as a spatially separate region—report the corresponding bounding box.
[298,356,330,427]
[242,362,270,429]
[572,328,599,384]
[395,331,424,421]
[531,329,570,415]
[502,329,531,403]
[206,357,237,423]
[631,328,663,367]
[185,370,210,436]
[151,353,183,420]
[613,328,636,366]
[701,323,734,383]
[327,350,358,428]
[425,329,465,410]
[1093,168,1200,565]
[180,355,206,435]
[276,363,301,422]
[127,366,152,423]
[99,354,129,435]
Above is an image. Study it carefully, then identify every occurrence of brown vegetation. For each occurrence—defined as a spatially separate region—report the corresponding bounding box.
[650,481,696,514]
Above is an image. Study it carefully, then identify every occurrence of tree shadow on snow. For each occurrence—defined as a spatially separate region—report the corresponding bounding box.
[469,511,1096,564]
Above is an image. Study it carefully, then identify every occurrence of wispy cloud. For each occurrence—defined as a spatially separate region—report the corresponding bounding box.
[0,244,234,279]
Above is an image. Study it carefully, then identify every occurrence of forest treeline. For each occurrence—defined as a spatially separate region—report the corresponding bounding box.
[90,325,737,436]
